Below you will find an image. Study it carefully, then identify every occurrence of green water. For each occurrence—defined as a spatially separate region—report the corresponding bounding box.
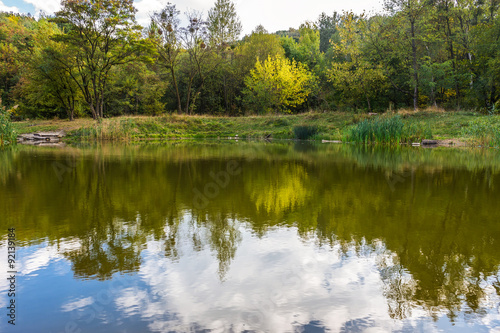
[0,141,499,332]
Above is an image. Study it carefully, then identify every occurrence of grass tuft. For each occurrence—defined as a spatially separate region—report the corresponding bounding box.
[461,117,500,147]
[0,109,17,146]
[294,125,319,140]
[344,114,432,144]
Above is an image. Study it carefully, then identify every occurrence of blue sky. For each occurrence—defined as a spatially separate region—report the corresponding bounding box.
[1,0,385,36]
[2,0,34,13]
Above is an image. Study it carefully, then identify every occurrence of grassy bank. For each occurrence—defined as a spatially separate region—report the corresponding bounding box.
[11,109,500,146]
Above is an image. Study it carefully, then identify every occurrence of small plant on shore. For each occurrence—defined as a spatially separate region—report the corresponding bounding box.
[344,114,431,144]
[461,117,500,147]
[0,100,17,146]
[294,125,319,140]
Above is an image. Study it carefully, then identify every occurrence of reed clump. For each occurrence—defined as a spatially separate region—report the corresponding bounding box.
[344,114,432,144]
[0,100,17,146]
[461,117,500,147]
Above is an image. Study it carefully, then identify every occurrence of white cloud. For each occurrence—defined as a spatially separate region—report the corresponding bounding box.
[20,238,80,276]
[237,0,384,34]
[61,297,95,312]
[0,237,77,311]
[134,0,164,27]
[110,220,500,332]
[114,227,402,332]
[134,0,385,36]
[0,0,19,13]
[22,0,60,14]
[14,0,384,36]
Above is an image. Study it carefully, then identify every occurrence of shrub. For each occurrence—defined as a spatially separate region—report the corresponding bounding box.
[294,125,318,140]
[264,117,289,127]
[0,103,17,146]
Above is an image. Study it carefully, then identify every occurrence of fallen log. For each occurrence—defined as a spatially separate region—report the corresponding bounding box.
[18,131,65,143]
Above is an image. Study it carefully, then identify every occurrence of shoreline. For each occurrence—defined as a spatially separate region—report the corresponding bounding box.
[11,110,499,148]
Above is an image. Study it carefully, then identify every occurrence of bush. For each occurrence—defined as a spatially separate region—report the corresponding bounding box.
[294,125,318,140]
[0,104,17,146]
[344,114,431,144]
[461,117,500,147]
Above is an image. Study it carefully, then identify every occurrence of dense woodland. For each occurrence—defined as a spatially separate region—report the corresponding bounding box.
[0,0,500,120]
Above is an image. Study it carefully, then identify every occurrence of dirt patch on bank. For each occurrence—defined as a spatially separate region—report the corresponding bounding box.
[428,139,467,147]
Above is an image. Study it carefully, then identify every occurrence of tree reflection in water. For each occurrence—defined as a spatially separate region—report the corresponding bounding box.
[1,142,500,326]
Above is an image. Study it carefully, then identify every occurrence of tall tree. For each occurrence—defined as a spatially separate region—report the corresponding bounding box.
[53,0,148,119]
[207,0,242,47]
[435,0,464,107]
[0,13,35,108]
[385,0,427,110]
[150,3,183,114]
[179,11,214,114]
[317,12,341,54]
[206,0,242,113]
[328,12,387,111]
[21,19,81,120]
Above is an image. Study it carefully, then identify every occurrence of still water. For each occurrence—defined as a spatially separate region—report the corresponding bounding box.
[0,141,499,332]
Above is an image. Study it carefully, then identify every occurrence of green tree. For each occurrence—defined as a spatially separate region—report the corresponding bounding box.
[317,12,341,54]
[472,12,500,108]
[205,0,242,114]
[150,3,183,114]
[19,19,81,120]
[328,13,387,111]
[281,22,323,72]
[207,0,242,47]
[385,0,427,110]
[236,27,285,74]
[53,0,149,119]
[0,14,35,108]
[105,62,167,116]
[280,22,325,108]
[178,11,216,114]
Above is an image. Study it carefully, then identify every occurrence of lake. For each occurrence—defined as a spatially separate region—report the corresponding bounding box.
[0,141,499,332]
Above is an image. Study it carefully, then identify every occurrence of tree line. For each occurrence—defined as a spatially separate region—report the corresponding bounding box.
[0,0,499,120]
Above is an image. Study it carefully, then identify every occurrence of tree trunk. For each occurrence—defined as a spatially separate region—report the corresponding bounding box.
[223,74,228,113]
[411,19,419,110]
[66,96,74,121]
[90,103,97,120]
[170,67,182,114]
[430,77,437,107]
[185,78,193,115]
[445,11,460,108]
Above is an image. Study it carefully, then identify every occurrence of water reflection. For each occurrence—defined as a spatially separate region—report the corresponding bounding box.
[0,142,500,332]
[118,226,396,332]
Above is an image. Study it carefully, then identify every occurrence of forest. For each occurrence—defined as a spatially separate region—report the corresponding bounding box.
[0,0,499,120]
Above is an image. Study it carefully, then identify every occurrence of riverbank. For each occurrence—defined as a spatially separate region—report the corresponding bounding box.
[11,109,500,146]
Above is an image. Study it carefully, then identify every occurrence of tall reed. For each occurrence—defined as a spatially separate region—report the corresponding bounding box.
[461,117,500,147]
[344,114,431,144]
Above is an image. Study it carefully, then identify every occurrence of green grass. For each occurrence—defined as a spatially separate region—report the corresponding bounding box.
[10,109,500,146]
[460,116,500,147]
[344,114,432,144]
[0,110,16,146]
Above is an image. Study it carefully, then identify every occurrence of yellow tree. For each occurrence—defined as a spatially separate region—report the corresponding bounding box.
[243,54,316,113]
